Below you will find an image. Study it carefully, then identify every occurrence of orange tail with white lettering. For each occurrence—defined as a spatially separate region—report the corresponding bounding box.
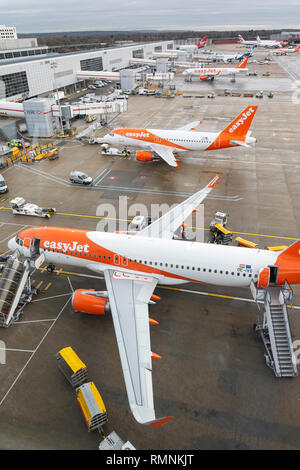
[235,55,249,69]
[206,105,258,150]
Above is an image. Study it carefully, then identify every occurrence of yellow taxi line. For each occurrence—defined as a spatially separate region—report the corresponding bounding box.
[36,268,300,309]
[0,206,297,241]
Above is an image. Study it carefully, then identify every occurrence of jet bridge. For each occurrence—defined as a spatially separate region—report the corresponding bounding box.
[251,280,298,377]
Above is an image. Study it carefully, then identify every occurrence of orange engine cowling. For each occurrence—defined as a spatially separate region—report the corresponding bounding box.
[136,150,154,162]
[72,289,110,315]
[200,75,207,80]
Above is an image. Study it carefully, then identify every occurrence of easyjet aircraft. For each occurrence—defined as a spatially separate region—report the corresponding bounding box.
[9,174,300,426]
[182,54,250,81]
[101,105,257,168]
[238,34,287,48]
[177,36,208,51]
[272,44,300,55]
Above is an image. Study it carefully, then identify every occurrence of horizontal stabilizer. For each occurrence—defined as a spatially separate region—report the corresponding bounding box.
[230,140,251,148]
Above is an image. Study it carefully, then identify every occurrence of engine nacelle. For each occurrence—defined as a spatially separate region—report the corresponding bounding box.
[72,289,110,315]
[136,150,154,162]
[200,75,207,80]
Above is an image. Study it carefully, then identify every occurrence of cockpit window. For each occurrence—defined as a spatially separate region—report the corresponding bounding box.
[109,133,114,137]
[15,236,23,246]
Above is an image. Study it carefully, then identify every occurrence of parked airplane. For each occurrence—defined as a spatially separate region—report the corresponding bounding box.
[182,54,249,82]
[209,46,254,63]
[238,34,287,48]
[177,36,208,51]
[100,105,257,168]
[8,174,300,425]
[272,44,300,55]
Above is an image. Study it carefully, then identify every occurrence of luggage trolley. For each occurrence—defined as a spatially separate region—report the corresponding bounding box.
[56,346,88,388]
[76,382,108,436]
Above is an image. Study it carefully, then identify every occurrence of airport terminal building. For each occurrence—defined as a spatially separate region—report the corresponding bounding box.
[0,39,174,100]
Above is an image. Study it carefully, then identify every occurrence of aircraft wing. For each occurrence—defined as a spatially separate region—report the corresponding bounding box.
[149,143,178,167]
[177,121,200,131]
[137,173,220,239]
[103,268,173,427]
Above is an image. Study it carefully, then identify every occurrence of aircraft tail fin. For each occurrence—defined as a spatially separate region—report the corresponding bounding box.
[219,106,258,140]
[278,240,300,258]
[235,55,249,69]
[198,36,208,48]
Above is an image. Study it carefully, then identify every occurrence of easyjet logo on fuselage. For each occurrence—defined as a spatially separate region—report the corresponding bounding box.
[228,107,255,133]
[43,240,89,253]
[125,131,150,139]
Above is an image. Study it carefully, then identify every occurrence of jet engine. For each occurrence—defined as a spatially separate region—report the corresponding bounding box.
[72,289,110,315]
[200,75,207,80]
[136,150,154,162]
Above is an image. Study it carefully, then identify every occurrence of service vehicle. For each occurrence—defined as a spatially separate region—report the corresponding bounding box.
[69,171,93,185]
[11,197,56,218]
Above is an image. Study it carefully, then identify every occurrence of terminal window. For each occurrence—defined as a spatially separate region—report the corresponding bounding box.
[80,57,103,71]
[132,49,144,58]
[154,46,162,52]
[0,71,29,98]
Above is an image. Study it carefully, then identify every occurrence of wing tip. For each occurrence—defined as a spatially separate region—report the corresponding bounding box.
[147,416,174,427]
[208,173,221,188]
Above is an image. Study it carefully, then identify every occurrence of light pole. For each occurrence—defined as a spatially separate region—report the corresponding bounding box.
[50,61,64,136]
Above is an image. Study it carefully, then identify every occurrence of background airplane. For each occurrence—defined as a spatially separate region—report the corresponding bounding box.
[238,34,287,48]
[207,46,254,63]
[177,35,208,51]
[8,174,300,426]
[100,105,257,168]
[182,54,249,81]
[272,44,300,55]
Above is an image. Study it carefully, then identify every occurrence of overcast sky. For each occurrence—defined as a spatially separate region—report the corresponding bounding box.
[0,0,300,33]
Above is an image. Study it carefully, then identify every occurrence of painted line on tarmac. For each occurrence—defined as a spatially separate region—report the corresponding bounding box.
[14,162,241,200]
[43,268,300,310]
[0,348,35,353]
[0,296,71,407]
[0,210,298,242]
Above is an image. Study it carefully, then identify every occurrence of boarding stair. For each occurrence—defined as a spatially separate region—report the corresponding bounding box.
[251,280,298,377]
[0,239,45,327]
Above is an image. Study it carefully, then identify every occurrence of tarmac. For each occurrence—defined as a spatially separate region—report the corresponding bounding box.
[0,42,299,450]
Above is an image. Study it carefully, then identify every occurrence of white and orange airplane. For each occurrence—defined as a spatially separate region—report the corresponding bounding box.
[101,105,257,168]
[238,34,287,48]
[272,44,300,55]
[177,36,208,52]
[182,54,250,81]
[8,174,300,426]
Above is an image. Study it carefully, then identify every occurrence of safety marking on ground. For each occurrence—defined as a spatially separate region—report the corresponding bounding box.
[38,267,300,311]
[13,162,242,199]
[0,296,71,407]
[0,197,7,202]
[32,293,72,303]
[35,281,43,290]
[43,282,52,291]
[0,347,35,353]
[14,319,57,324]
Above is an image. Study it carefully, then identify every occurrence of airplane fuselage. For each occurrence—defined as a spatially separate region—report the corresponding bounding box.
[9,227,300,288]
[104,127,255,152]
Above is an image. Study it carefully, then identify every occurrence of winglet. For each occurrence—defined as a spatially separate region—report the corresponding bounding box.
[147,416,174,427]
[208,173,221,188]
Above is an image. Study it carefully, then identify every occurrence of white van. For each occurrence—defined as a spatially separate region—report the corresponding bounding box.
[0,174,8,193]
[69,171,93,185]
